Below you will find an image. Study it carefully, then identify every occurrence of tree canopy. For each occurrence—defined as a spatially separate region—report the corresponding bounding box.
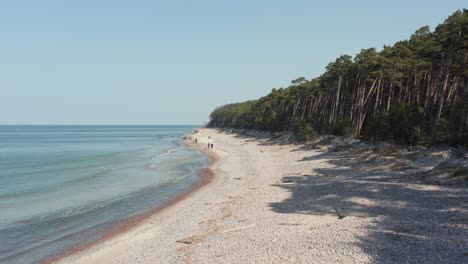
[208,10,468,146]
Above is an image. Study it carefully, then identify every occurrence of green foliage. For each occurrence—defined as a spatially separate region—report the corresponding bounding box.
[207,10,468,147]
[329,118,355,137]
[294,121,316,142]
[413,126,429,146]
[291,77,306,85]
[364,103,430,145]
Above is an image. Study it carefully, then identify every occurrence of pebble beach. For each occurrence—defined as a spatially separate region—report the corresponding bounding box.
[55,128,468,264]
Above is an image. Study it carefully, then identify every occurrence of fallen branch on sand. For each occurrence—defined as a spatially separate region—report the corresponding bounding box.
[177,224,255,244]
[176,233,208,244]
[333,207,346,220]
[221,211,232,220]
[205,196,239,205]
[278,223,304,226]
[280,179,294,183]
[220,224,256,234]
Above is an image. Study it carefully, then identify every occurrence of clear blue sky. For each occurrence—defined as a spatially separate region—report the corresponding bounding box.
[0,1,465,125]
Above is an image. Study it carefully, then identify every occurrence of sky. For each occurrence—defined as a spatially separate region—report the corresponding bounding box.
[0,1,465,125]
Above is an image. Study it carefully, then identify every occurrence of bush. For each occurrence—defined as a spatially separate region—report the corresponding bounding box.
[364,103,429,145]
[295,121,316,142]
[330,118,355,137]
[413,126,429,146]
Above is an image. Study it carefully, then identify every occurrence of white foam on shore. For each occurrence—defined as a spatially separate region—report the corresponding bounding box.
[172,169,194,183]
[154,146,185,158]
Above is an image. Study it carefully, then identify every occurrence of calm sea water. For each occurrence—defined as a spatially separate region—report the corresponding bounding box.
[0,125,207,264]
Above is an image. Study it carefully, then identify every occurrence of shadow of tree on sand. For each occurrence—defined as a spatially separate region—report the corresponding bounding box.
[214,128,294,146]
[270,149,468,263]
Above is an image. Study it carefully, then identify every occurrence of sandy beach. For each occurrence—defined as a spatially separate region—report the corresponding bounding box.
[54,128,468,264]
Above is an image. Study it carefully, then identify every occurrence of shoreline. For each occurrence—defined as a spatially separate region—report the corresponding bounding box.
[49,128,467,264]
[44,130,221,264]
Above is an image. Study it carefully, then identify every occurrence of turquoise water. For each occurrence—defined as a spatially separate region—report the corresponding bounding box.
[0,125,207,264]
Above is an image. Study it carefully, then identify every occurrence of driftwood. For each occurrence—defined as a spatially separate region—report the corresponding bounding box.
[278,222,304,226]
[333,207,346,220]
[176,232,210,244]
[220,224,256,234]
[177,224,255,244]
[176,238,195,244]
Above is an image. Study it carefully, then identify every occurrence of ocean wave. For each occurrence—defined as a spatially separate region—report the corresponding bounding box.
[147,164,158,169]
[0,167,114,200]
[0,147,155,179]
[0,202,118,263]
[8,197,120,232]
[153,146,185,158]
[172,168,195,183]
[0,126,204,264]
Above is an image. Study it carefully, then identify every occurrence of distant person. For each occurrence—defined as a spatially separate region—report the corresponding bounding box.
[195,138,198,143]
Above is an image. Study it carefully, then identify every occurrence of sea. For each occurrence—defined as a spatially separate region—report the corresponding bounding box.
[0,125,207,264]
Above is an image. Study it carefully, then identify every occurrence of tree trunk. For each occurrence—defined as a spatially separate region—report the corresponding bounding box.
[431,72,450,143]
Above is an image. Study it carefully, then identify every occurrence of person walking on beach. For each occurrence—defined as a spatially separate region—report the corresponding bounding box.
[208,136,212,149]
[209,136,214,149]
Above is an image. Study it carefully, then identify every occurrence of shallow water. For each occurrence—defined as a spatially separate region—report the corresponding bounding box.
[0,125,206,264]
